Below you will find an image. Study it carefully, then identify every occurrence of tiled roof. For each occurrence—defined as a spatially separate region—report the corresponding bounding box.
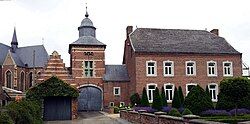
[70,36,106,46]
[130,28,241,54]
[103,65,130,82]
[0,43,48,67]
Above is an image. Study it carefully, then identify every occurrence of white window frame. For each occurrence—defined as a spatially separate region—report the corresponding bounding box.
[113,87,121,96]
[207,61,217,77]
[185,61,196,76]
[120,102,125,107]
[223,61,233,77]
[109,102,114,107]
[208,83,218,102]
[164,83,175,103]
[163,61,174,76]
[186,83,197,96]
[146,60,157,76]
[147,83,157,103]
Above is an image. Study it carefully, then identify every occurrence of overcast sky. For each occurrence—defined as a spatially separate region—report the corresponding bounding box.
[0,0,250,67]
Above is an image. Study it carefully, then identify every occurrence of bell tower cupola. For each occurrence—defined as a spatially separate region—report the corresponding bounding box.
[78,6,96,37]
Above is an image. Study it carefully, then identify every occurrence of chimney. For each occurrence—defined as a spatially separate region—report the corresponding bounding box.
[210,29,219,36]
[126,26,133,38]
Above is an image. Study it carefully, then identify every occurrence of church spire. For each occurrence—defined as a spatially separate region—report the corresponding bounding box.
[11,27,18,52]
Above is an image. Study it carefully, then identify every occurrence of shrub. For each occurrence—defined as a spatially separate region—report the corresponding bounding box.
[178,107,185,114]
[217,77,250,111]
[182,108,193,115]
[172,87,181,108]
[113,106,120,114]
[205,85,210,99]
[201,109,231,116]
[184,85,213,115]
[141,87,150,107]
[229,108,250,116]
[130,93,141,107]
[178,86,184,107]
[162,106,172,113]
[161,86,168,107]
[0,111,14,124]
[169,108,182,117]
[216,93,235,110]
[152,87,163,111]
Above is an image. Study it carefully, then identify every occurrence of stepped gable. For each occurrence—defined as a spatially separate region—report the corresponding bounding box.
[37,51,73,84]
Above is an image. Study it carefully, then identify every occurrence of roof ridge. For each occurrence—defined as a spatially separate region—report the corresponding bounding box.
[19,44,44,48]
[137,27,207,32]
[0,43,10,47]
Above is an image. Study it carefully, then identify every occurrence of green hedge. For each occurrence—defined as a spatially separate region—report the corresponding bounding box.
[0,111,14,124]
[2,99,42,124]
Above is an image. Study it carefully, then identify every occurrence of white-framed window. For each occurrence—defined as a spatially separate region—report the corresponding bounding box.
[186,83,197,96]
[146,60,157,76]
[120,102,125,107]
[113,87,121,96]
[186,61,196,76]
[207,61,217,76]
[109,102,114,107]
[208,83,218,102]
[147,83,157,103]
[164,83,174,103]
[223,61,233,76]
[163,61,174,76]
[83,61,94,77]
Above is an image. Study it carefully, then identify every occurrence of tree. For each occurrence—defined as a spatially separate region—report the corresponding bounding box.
[178,86,184,107]
[172,87,181,108]
[205,85,210,99]
[216,77,250,114]
[130,93,141,107]
[152,87,163,111]
[161,86,168,107]
[141,87,150,107]
[184,85,213,115]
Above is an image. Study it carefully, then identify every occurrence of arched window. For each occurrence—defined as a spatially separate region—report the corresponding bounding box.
[20,71,25,91]
[6,70,12,88]
[29,72,33,88]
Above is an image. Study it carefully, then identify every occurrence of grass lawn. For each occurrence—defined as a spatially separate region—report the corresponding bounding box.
[201,114,250,124]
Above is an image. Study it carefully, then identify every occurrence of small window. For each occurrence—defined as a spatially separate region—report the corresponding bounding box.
[207,61,217,76]
[83,61,94,77]
[186,61,196,76]
[223,61,233,76]
[120,102,125,107]
[186,83,197,96]
[109,102,114,107]
[146,61,157,76]
[147,83,157,103]
[6,70,12,88]
[164,83,174,103]
[208,83,218,102]
[113,87,121,96]
[163,61,174,76]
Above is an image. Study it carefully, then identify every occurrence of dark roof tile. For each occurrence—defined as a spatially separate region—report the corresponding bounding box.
[103,65,130,82]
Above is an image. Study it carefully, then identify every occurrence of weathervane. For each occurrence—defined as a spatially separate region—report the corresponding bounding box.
[85,2,89,17]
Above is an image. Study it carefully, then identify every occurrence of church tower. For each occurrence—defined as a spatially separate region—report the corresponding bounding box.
[11,28,18,52]
[69,7,106,88]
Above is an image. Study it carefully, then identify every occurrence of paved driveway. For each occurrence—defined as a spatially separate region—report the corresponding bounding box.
[44,111,131,124]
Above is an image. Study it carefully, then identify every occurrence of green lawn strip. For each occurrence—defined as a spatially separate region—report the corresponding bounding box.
[200,115,250,123]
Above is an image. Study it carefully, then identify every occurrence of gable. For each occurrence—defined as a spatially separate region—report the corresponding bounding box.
[3,51,16,66]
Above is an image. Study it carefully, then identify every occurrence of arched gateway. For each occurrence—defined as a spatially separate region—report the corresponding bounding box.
[78,84,103,111]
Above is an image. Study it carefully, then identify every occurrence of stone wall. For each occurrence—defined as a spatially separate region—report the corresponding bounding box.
[120,110,227,124]
[71,98,78,119]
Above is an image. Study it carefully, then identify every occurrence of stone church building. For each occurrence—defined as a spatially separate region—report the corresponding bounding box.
[0,10,242,112]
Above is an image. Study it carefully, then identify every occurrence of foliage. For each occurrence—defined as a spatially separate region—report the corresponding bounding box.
[182,108,193,115]
[4,100,42,124]
[217,77,250,111]
[26,76,79,101]
[161,86,168,107]
[205,85,210,99]
[229,108,250,116]
[130,93,141,107]
[134,107,157,113]
[184,85,213,115]
[201,115,250,124]
[178,107,185,114]
[162,106,172,113]
[141,87,150,107]
[178,86,184,107]
[113,106,120,114]
[172,87,181,108]
[201,109,231,116]
[169,108,182,117]
[0,111,14,124]
[152,87,163,111]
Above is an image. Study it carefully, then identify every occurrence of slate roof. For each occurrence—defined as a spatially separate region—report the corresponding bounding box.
[0,43,48,68]
[71,36,106,46]
[129,28,241,54]
[103,65,130,82]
